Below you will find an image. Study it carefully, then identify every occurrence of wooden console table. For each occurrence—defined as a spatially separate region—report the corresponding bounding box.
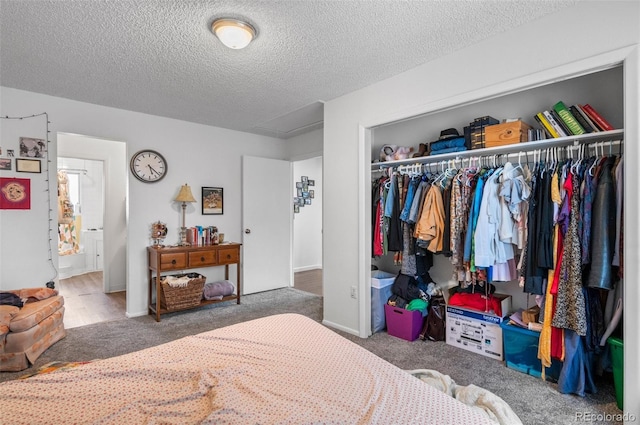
[147,243,241,321]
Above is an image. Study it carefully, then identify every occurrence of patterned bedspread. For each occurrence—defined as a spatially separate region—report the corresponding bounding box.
[1,314,494,424]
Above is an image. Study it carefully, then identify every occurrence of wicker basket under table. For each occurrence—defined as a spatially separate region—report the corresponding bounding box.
[158,273,206,311]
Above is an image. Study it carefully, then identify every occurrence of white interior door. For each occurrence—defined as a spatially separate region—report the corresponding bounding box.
[242,156,291,294]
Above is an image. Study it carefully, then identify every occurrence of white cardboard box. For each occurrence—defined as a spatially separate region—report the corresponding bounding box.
[445,294,511,361]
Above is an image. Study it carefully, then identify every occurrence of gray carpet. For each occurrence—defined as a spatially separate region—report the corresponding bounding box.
[1,287,622,425]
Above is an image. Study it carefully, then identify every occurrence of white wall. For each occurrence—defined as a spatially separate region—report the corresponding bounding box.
[0,88,295,318]
[322,1,639,417]
[293,156,322,272]
[287,128,323,161]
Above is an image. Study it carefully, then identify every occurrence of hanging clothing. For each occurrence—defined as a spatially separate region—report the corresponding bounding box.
[586,156,616,290]
[553,173,587,336]
[523,164,545,295]
[386,174,403,252]
[612,156,624,267]
[557,330,597,397]
[414,184,445,253]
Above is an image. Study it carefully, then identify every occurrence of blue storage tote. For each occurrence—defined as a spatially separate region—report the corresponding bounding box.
[500,321,563,381]
[371,271,396,333]
[384,304,423,341]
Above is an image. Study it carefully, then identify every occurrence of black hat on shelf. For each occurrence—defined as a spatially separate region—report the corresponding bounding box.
[437,128,461,141]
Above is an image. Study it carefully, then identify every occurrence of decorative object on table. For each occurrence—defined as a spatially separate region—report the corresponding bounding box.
[150,221,168,247]
[16,158,41,173]
[218,233,225,243]
[129,149,167,183]
[174,183,197,246]
[212,226,219,245]
[0,177,30,209]
[202,187,223,215]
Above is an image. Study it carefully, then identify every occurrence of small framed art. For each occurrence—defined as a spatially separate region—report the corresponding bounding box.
[16,158,41,173]
[202,187,223,215]
[0,159,11,170]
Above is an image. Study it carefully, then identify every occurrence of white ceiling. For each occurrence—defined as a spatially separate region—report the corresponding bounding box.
[0,1,579,139]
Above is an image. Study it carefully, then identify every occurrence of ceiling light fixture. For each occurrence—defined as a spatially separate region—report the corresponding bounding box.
[211,18,256,49]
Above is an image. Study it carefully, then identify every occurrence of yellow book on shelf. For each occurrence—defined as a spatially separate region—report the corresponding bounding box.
[535,112,560,138]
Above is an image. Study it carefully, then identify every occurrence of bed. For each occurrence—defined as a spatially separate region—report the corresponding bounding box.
[1,313,500,424]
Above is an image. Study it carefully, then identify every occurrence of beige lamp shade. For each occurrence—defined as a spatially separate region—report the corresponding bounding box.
[175,184,196,203]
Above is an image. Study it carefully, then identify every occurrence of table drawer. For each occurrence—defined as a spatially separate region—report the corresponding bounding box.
[218,248,239,264]
[159,253,187,270]
[189,251,217,267]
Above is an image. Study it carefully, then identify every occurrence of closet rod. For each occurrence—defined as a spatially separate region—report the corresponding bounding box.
[372,129,624,170]
[58,167,87,174]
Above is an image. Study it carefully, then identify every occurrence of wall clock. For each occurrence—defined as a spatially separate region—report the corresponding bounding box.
[130,149,167,183]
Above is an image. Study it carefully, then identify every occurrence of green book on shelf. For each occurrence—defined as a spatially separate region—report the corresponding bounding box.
[553,101,586,135]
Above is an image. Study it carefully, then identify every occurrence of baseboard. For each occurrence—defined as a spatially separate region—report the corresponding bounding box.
[294,265,322,273]
[322,319,361,337]
[126,311,148,318]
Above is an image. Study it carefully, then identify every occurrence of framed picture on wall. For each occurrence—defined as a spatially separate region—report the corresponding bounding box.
[19,137,46,158]
[202,187,223,215]
[0,159,11,170]
[0,177,30,209]
[16,158,41,173]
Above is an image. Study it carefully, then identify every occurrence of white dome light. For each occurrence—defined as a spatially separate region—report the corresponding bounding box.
[212,18,256,50]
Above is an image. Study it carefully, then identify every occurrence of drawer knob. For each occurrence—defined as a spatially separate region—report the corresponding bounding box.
[227,254,231,259]
[171,259,176,265]
[201,256,205,262]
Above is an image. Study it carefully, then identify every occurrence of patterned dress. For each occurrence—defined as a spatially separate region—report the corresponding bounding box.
[552,174,587,336]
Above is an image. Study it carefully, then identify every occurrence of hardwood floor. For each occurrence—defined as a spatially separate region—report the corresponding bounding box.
[57,271,126,329]
[294,269,322,296]
[56,269,319,329]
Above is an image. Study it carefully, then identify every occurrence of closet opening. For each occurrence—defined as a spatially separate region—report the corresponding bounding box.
[360,62,625,404]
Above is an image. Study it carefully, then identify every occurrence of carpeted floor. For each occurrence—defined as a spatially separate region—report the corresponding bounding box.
[0,287,622,424]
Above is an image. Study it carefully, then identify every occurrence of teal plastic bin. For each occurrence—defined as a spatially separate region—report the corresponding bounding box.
[608,337,623,410]
[500,321,563,381]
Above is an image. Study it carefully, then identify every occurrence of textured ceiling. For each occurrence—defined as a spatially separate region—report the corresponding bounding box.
[0,1,579,139]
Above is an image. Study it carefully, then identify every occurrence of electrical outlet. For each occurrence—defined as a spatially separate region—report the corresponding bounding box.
[350,286,357,299]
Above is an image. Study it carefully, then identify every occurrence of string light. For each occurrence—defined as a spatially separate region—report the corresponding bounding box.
[0,113,58,285]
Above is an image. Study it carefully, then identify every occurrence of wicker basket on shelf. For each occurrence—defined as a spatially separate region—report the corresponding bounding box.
[157,273,205,311]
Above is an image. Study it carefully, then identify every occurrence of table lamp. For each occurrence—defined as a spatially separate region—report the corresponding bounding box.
[174,184,196,246]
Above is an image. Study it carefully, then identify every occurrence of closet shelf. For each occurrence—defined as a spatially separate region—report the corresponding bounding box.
[371,129,624,170]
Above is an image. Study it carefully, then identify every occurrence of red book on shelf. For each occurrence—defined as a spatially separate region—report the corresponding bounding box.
[580,104,614,131]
